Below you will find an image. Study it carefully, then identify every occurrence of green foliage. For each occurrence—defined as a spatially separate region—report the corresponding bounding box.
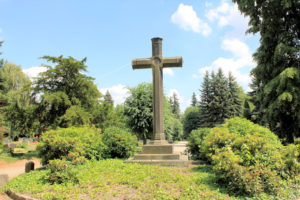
[164,97,184,142]
[182,106,202,138]
[32,56,100,132]
[169,92,181,119]
[124,83,153,143]
[37,127,105,165]
[233,0,300,143]
[103,90,114,106]
[59,105,92,127]
[199,70,243,128]
[45,159,79,185]
[92,102,126,132]
[187,128,210,160]
[191,92,198,107]
[189,117,300,196]
[102,126,138,159]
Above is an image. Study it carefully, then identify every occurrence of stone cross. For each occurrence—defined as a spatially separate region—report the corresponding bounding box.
[132,37,183,144]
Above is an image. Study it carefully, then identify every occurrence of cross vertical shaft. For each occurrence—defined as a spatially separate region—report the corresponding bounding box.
[132,37,183,144]
[151,38,165,142]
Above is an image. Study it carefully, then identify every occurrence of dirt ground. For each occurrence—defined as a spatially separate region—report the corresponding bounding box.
[0,159,42,199]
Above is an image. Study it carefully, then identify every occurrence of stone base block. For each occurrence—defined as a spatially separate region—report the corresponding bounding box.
[133,154,180,160]
[142,144,173,154]
[125,159,189,167]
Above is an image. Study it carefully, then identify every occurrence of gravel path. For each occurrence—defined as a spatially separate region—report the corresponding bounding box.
[0,159,41,199]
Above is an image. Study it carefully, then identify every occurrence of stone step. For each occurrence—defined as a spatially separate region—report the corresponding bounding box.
[142,144,173,154]
[133,154,180,160]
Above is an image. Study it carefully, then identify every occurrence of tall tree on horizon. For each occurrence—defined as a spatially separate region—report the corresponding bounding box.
[104,90,114,106]
[191,92,198,107]
[233,0,300,142]
[227,72,242,118]
[169,92,181,119]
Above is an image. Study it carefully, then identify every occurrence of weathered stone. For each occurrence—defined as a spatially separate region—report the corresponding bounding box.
[0,174,8,186]
[126,38,188,167]
[132,37,182,143]
[133,154,180,160]
[141,144,173,154]
[25,161,35,173]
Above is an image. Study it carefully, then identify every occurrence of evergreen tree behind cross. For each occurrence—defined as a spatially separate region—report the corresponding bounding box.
[132,38,183,144]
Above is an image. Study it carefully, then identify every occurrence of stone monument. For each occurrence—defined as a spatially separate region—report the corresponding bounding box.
[125,37,188,167]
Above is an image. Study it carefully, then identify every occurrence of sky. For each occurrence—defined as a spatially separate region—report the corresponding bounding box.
[0,0,260,111]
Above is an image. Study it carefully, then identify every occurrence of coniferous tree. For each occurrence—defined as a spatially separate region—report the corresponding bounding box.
[211,68,230,125]
[233,0,300,142]
[199,71,213,127]
[191,92,198,107]
[170,92,180,119]
[243,99,251,120]
[104,90,114,106]
[227,72,242,117]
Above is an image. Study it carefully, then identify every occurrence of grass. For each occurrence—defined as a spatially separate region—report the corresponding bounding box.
[4,159,300,200]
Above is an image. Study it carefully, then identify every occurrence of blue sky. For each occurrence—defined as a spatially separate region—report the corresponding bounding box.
[0,0,260,111]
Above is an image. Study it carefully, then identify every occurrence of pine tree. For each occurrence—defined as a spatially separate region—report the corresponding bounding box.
[227,72,242,117]
[170,92,180,119]
[191,92,198,107]
[233,0,300,142]
[243,99,251,120]
[104,90,114,106]
[211,68,230,125]
[199,71,213,127]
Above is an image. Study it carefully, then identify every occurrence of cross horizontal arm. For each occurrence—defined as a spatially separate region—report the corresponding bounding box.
[132,58,152,70]
[162,56,183,68]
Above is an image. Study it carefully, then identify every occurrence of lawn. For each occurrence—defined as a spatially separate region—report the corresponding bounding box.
[4,159,300,200]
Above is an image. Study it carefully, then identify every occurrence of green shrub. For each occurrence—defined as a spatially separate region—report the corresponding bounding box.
[187,128,210,160]
[191,117,300,196]
[102,126,137,159]
[37,127,105,165]
[45,159,79,185]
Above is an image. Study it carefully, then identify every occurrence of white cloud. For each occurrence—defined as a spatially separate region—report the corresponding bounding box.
[193,38,255,88]
[99,84,129,105]
[23,66,47,81]
[171,3,212,36]
[163,68,174,76]
[206,0,249,37]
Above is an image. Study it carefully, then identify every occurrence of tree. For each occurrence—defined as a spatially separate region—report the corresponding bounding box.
[243,99,251,120]
[199,71,213,127]
[124,83,183,144]
[104,90,114,106]
[0,41,7,135]
[124,83,153,144]
[199,69,242,128]
[169,92,181,119]
[233,0,300,142]
[182,106,202,139]
[2,62,31,105]
[227,72,242,117]
[191,92,198,107]
[32,55,101,132]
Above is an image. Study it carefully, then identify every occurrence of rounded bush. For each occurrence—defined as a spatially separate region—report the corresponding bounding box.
[37,127,105,165]
[187,128,210,160]
[189,117,300,196]
[102,126,138,159]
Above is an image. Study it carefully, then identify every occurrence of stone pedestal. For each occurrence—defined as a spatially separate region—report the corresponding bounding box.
[125,143,189,167]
